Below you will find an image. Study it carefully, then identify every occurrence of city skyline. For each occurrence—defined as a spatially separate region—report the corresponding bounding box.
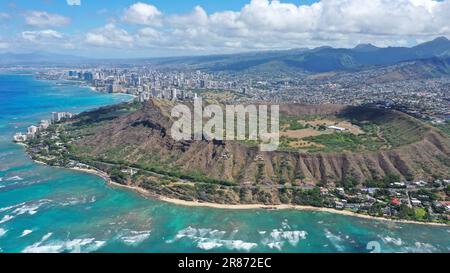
[0,0,450,58]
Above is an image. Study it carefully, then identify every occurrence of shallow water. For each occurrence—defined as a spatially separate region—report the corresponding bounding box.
[0,74,449,253]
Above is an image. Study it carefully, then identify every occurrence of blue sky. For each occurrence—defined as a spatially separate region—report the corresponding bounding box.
[1,0,318,34]
[0,0,449,58]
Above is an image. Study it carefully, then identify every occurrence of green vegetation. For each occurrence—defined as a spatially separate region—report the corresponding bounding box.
[131,162,234,186]
[304,132,384,152]
[280,115,308,130]
[292,187,326,207]
[398,204,430,221]
[364,174,401,188]
[341,106,428,147]
[436,120,450,136]
[256,162,265,182]
[23,99,450,224]
[74,101,142,127]
[338,177,359,190]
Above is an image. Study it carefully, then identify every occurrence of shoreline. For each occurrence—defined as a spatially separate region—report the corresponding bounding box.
[63,163,449,227]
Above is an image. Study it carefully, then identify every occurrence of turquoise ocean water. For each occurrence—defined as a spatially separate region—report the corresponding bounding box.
[0,74,448,253]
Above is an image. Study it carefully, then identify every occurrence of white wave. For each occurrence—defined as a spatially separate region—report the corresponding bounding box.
[223,240,257,251]
[267,242,283,251]
[6,176,23,181]
[324,229,345,252]
[0,215,14,224]
[0,177,3,182]
[22,242,66,253]
[261,229,308,250]
[12,199,51,216]
[20,229,33,237]
[13,205,40,215]
[210,229,227,238]
[197,240,224,250]
[0,228,7,237]
[59,196,96,207]
[196,238,257,251]
[0,200,48,224]
[167,226,257,252]
[21,232,53,252]
[401,242,439,253]
[22,233,105,253]
[274,230,307,246]
[379,236,403,246]
[0,202,26,213]
[120,230,151,246]
[281,219,291,230]
[169,226,198,242]
[41,232,53,242]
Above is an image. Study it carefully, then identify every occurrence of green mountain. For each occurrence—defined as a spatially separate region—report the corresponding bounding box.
[145,37,450,73]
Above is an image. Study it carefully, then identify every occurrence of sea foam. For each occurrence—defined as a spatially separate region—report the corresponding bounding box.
[324,229,346,252]
[22,233,105,253]
[0,215,14,224]
[120,230,151,246]
[379,235,403,246]
[168,226,257,252]
[6,176,23,181]
[20,229,33,237]
[261,229,308,250]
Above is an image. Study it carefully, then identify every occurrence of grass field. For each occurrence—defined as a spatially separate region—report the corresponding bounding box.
[278,113,386,152]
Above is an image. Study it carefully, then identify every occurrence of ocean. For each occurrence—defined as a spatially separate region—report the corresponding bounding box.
[0,73,448,253]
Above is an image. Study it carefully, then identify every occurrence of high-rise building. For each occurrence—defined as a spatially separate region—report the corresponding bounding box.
[171,89,177,101]
[52,112,73,123]
[83,72,93,81]
[39,120,50,130]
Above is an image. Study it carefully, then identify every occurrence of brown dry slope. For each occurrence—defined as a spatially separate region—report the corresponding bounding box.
[70,99,450,191]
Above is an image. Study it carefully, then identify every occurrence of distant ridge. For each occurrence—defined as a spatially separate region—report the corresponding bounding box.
[353,43,380,52]
[2,37,450,74]
[144,36,450,73]
[0,52,87,65]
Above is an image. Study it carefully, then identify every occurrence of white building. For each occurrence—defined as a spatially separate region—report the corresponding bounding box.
[171,89,178,101]
[327,125,347,131]
[13,133,27,142]
[138,92,151,102]
[27,125,38,137]
[52,112,73,123]
[414,180,428,187]
[39,120,50,130]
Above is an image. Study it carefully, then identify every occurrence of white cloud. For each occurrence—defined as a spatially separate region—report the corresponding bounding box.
[167,6,208,27]
[0,41,9,49]
[85,23,134,48]
[0,12,11,20]
[123,2,162,25]
[22,29,63,43]
[25,11,71,28]
[147,0,450,51]
[41,0,450,55]
[67,0,81,6]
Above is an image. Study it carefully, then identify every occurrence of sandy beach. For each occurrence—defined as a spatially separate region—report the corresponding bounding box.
[30,157,449,227]
[73,166,449,227]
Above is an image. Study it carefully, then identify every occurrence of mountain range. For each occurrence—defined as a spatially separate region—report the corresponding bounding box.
[1,37,450,74]
[163,36,450,73]
[0,52,88,65]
